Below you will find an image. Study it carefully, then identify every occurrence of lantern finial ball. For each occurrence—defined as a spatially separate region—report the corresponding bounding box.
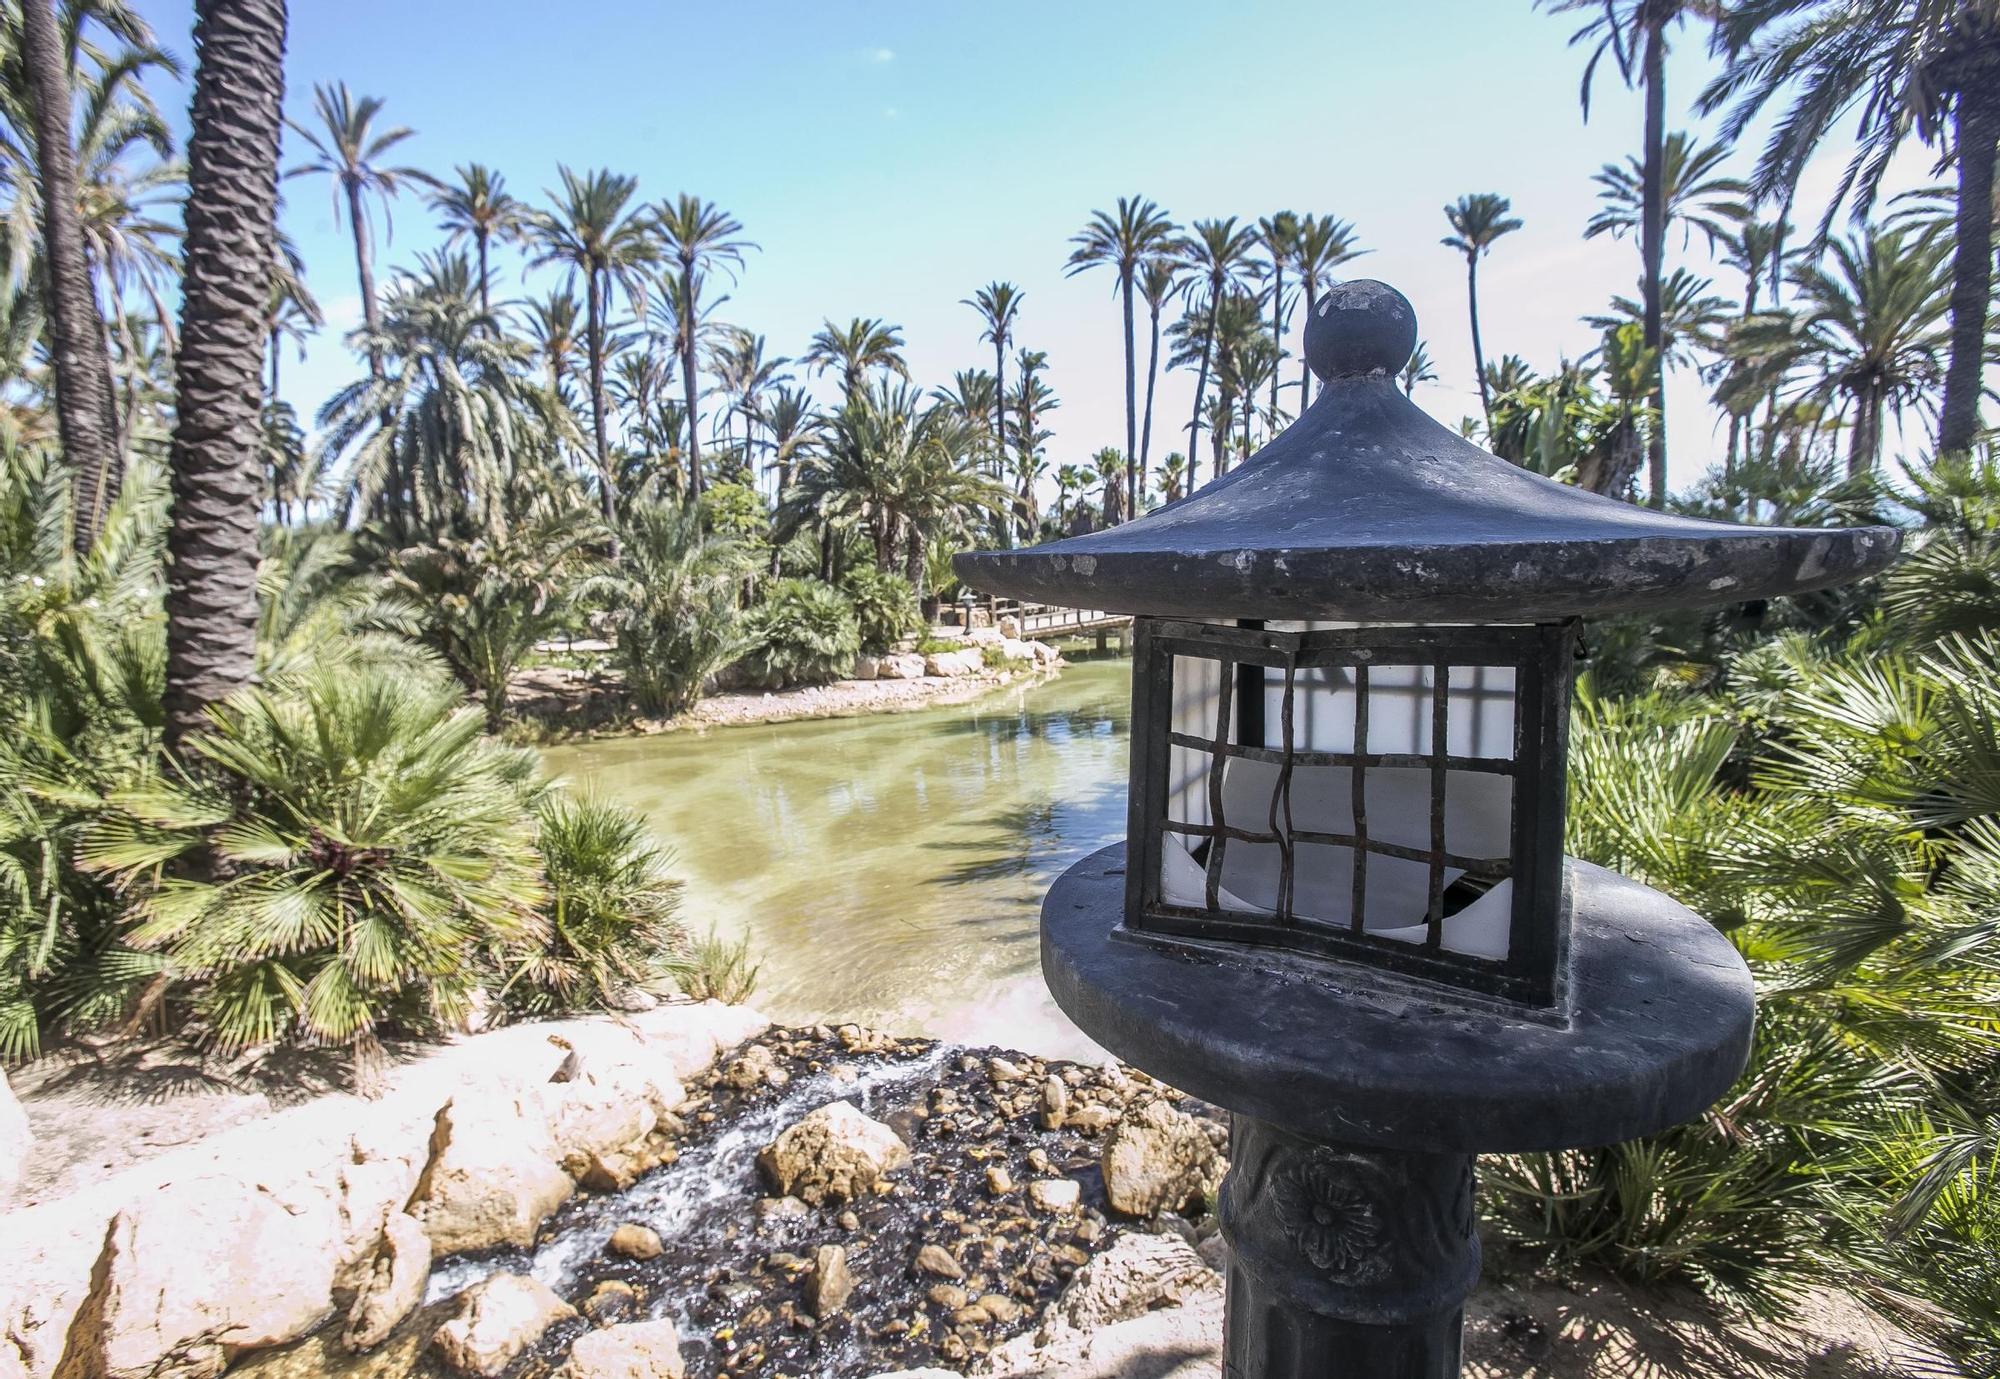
[1305,279,1417,382]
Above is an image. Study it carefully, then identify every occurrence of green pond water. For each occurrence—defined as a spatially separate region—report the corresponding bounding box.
[540,657,1131,1059]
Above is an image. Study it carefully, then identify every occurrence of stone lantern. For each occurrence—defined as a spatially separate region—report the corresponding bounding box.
[952,280,1899,1378]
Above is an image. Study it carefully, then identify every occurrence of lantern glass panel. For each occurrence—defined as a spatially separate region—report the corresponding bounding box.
[1134,618,1571,1005]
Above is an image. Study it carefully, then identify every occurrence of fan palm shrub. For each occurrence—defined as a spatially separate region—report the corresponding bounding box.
[82,665,545,1064]
[500,794,685,1016]
[738,577,860,689]
[842,565,920,654]
[604,499,747,718]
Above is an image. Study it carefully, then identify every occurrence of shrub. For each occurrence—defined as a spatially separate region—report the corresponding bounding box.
[841,566,921,654]
[607,501,748,717]
[83,666,547,1063]
[676,927,761,1005]
[501,795,686,1016]
[738,578,860,688]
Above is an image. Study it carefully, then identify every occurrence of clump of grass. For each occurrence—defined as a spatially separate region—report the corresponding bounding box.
[676,927,762,1005]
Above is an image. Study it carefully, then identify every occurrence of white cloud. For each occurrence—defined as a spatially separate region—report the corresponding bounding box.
[867,46,894,63]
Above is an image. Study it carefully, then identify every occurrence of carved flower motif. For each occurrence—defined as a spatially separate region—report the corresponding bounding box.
[1272,1154,1385,1278]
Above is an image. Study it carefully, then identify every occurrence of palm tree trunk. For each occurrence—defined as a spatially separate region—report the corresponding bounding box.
[1850,385,1883,479]
[1298,279,1317,414]
[163,0,289,753]
[1940,93,1999,456]
[475,227,491,324]
[679,259,704,498]
[1191,287,1219,480]
[585,266,619,539]
[21,0,120,554]
[1466,256,1491,431]
[1641,20,1668,509]
[1121,271,1138,523]
[1268,262,1285,424]
[1139,298,1164,503]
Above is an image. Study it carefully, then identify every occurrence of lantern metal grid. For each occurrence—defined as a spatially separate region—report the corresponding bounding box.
[1126,617,1573,1006]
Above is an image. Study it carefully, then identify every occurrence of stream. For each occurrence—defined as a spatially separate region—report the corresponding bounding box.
[540,655,1132,1060]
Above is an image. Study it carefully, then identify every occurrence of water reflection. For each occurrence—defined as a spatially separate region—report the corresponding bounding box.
[541,659,1131,1058]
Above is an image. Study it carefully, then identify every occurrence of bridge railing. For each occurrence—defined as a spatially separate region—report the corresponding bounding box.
[953,597,1124,637]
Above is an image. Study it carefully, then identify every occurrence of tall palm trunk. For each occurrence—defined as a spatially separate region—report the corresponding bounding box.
[1267,261,1285,423]
[1139,295,1162,486]
[21,0,119,554]
[1466,256,1492,431]
[991,334,1009,547]
[345,180,383,378]
[584,265,618,537]
[1640,20,1668,508]
[163,0,289,752]
[474,227,491,323]
[1849,381,1885,479]
[1121,270,1137,523]
[678,257,705,498]
[1940,92,1999,456]
[1192,285,1221,481]
[1297,279,1317,414]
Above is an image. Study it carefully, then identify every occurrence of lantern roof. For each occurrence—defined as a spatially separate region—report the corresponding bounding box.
[953,280,1900,623]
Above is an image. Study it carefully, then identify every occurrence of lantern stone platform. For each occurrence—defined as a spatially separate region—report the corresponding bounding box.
[953,279,1899,1379]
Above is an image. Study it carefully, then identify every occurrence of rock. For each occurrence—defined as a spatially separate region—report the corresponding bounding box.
[577,1149,642,1193]
[557,1319,684,1379]
[757,1102,910,1205]
[999,638,1037,663]
[412,1091,576,1256]
[923,648,985,678]
[719,1045,788,1092]
[997,615,1022,638]
[607,1223,663,1260]
[878,653,925,680]
[433,1273,576,1378]
[1028,1178,1082,1213]
[808,1244,854,1316]
[1068,1103,1119,1133]
[852,654,882,681]
[983,1233,1222,1377]
[986,1057,1025,1084]
[755,1195,809,1223]
[1038,1076,1069,1130]
[985,1165,1014,1197]
[1197,1232,1230,1272]
[914,1244,963,1280]
[967,626,1003,647]
[978,1293,1022,1324]
[864,1371,961,1379]
[0,1067,27,1203]
[1030,640,1061,665]
[581,1279,641,1325]
[1102,1099,1224,1219]
[926,1284,966,1309]
[342,1212,431,1352]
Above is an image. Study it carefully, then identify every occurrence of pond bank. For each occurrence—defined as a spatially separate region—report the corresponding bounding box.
[2,1010,1953,1379]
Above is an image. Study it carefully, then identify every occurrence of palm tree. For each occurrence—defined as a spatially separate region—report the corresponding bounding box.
[804,317,907,399]
[753,384,822,501]
[1009,349,1057,539]
[523,167,658,531]
[1401,340,1439,397]
[1441,193,1524,437]
[521,288,583,396]
[162,0,289,752]
[1730,230,1951,476]
[961,281,1023,488]
[1290,214,1366,410]
[1093,447,1128,526]
[1545,0,1702,506]
[1254,211,1302,425]
[286,84,432,388]
[605,499,748,717]
[1052,462,1088,529]
[17,0,121,551]
[655,195,753,498]
[429,163,523,322]
[1156,452,1188,504]
[1703,1,2000,457]
[1068,199,1176,522]
[709,328,787,479]
[1176,217,1259,466]
[1136,256,1183,477]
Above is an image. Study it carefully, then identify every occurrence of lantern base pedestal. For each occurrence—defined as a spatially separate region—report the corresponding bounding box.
[1041,845,1757,1377]
[1220,1116,1475,1379]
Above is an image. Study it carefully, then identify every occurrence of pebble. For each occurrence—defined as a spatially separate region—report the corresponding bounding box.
[808,1243,855,1316]
[915,1243,964,1279]
[987,1057,1026,1083]
[607,1223,663,1260]
[927,1284,967,1308]
[978,1293,1022,1323]
[1028,1179,1081,1212]
[1039,1076,1069,1130]
[985,1165,1014,1196]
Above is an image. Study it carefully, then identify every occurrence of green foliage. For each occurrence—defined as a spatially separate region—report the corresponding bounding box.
[737,577,860,689]
[83,666,547,1058]
[502,794,686,1016]
[675,926,761,1005]
[840,565,920,654]
[605,500,747,717]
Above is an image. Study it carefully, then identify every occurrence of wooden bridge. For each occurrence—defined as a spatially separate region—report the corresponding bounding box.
[958,597,1132,645]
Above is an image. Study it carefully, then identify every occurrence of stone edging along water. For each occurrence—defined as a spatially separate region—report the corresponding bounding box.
[0,1002,768,1379]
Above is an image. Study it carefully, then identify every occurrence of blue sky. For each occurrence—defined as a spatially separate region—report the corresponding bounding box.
[128,0,1932,498]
